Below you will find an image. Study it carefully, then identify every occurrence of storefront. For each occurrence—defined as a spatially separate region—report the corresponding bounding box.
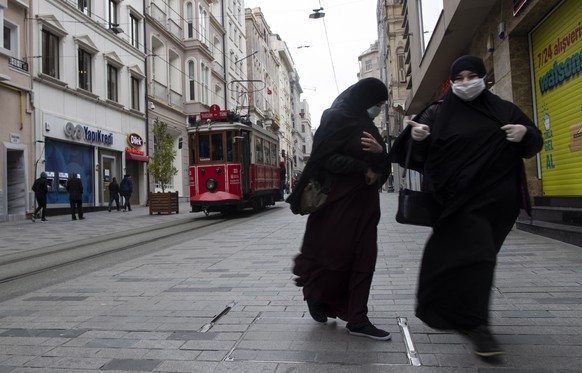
[530,0,582,196]
[40,112,147,208]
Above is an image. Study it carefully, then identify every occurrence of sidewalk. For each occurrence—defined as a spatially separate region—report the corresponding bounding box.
[0,193,581,372]
[0,201,195,258]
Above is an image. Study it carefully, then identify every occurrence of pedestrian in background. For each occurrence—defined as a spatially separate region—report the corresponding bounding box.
[66,173,84,220]
[32,172,49,222]
[120,174,133,212]
[287,78,391,341]
[390,55,543,356]
[108,177,120,212]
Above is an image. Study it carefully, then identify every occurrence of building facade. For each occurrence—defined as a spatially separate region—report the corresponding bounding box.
[0,0,33,222]
[31,0,148,213]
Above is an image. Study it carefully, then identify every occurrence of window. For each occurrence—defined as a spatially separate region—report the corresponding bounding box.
[78,48,92,91]
[108,0,118,29]
[200,62,209,105]
[365,59,372,72]
[255,137,263,163]
[2,20,18,58]
[42,29,59,78]
[199,6,207,43]
[131,76,140,110]
[211,133,223,161]
[397,48,406,83]
[198,134,210,160]
[186,3,194,38]
[188,60,196,101]
[107,64,118,101]
[130,14,139,48]
[78,0,90,16]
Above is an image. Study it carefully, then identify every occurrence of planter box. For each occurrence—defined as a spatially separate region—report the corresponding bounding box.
[149,192,179,215]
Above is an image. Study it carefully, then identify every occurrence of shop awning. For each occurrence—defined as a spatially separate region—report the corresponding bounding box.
[125,152,149,162]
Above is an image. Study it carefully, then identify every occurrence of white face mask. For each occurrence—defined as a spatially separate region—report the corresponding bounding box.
[367,105,382,118]
[452,78,486,101]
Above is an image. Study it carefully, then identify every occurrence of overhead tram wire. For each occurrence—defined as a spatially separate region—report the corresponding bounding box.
[318,0,340,95]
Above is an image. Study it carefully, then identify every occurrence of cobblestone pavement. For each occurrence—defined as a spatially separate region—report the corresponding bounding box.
[0,193,581,372]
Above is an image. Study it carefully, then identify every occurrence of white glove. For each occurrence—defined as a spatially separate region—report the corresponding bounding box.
[500,124,527,143]
[408,120,430,141]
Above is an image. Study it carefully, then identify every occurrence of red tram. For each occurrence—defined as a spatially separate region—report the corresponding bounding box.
[188,111,281,215]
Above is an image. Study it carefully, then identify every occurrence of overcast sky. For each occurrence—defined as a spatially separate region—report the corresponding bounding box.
[243,0,443,130]
[243,0,378,129]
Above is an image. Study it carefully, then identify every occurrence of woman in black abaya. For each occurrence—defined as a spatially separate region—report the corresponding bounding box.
[287,78,391,340]
[394,56,542,357]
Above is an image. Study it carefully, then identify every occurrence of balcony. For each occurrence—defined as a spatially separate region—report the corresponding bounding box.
[8,57,28,72]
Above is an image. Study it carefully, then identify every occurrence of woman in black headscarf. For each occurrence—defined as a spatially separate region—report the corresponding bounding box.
[287,77,391,340]
[391,56,542,356]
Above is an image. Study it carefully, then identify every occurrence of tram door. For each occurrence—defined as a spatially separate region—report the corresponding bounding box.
[241,132,251,194]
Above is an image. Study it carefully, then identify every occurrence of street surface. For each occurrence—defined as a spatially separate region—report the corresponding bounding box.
[0,193,581,372]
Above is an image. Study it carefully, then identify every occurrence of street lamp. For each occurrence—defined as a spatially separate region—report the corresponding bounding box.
[309,7,325,19]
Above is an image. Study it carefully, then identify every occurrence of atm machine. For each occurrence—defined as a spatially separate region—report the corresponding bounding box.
[45,171,55,192]
[58,172,69,192]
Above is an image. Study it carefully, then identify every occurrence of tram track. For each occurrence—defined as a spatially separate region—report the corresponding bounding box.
[0,216,227,285]
[0,207,282,301]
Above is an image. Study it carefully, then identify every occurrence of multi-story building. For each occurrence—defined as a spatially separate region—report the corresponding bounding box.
[0,0,33,222]
[397,0,581,244]
[358,41,386,133]
[244,7,277,129]
[377,0,406,191]
[30,0,147,213]
[296,99,313,172]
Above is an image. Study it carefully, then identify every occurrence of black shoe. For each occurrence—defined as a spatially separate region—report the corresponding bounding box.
[461,326,504,357]
[79,217,85,220]
[108,209,111,212]
[41,218,47,222]
[348,324,391,341]
[306,300,327,323]
[72,217,77,220]
[31,215,36,222]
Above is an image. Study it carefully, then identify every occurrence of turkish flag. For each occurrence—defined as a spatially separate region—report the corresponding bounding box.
[267,88,272,95]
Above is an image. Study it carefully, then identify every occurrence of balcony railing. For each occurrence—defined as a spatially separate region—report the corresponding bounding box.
[8,57,28,72]
[152,81,167,101]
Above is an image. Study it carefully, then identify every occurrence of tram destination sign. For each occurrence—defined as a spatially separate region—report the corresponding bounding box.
[200,104,229,120]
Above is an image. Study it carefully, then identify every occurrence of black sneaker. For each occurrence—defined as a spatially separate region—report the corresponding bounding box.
[348,324,391,341]
[306,300,327,323]
[462,326,504,357]
[41,218,47,222]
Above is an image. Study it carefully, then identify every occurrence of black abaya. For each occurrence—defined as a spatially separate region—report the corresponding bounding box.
[401,89,543,330]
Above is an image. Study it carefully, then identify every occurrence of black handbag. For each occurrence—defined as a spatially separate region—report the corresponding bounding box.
[395,140,442,227]
[299,173,333,215]
[300,179,327,214]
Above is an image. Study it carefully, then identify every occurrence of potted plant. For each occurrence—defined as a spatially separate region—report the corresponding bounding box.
[147,119,179,214]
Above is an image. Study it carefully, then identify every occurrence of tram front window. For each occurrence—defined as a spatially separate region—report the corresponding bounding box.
[198,134,210,161]
[211,133,224,161]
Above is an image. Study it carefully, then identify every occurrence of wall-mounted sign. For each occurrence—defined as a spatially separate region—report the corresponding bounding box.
[9,133,20,143]
[64,121,113,145]
[513,0,529,16]
[127,133,144,148]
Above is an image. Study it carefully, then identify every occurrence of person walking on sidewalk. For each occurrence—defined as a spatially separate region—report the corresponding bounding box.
[287,78,391,341]
[32,172,49,222]
[66,173,84,220]
[119,174,133,211]
[389,55,543,357]
[108,177,121,212]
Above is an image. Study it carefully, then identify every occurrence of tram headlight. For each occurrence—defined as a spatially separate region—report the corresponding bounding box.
[206,178,218,192]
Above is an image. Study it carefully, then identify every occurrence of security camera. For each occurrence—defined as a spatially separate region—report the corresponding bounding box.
[149,102,155,110]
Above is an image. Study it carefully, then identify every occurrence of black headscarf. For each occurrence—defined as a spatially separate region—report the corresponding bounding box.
[286,78,388,213]
[450,55,487,79]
